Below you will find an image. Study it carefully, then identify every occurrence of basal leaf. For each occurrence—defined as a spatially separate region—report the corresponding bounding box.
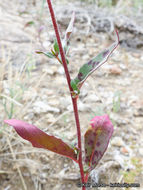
[84,115,113,172]
[4,119,78,162]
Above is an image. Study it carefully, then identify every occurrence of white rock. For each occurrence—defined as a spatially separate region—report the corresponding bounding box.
[60,97,71,107]
[67,100,89,112]
[57,66,65,75]
[33,101,60,113]
[84,94,100,103]
[111,136,125,147]
[113,154,125,168]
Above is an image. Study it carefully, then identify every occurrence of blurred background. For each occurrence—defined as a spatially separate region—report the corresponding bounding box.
[0,0,143,190]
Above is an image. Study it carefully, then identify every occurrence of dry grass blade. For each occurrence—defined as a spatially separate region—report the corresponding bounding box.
[6,137,27,190]
[0,94,22,106]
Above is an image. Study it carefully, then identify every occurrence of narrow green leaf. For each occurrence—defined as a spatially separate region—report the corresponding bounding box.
[71,30,119,90]
[36,51,55,58]
[53,40,59,54]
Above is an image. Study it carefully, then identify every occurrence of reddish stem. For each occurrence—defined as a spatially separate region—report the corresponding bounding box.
[46,0,71,91]
[46,0,86,189]
[72,98,86,189]
[85,172,89,183]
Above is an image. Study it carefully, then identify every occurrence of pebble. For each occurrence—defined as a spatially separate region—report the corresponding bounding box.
[23,112,34,120]
[42,67,55,75]
[113,153,125,168]
[134,107,143,117]
[57,66,65,75]
[120,147,130,155]
[109,65,122,75]
[84,94,100,103]
[67,100,89,112]
[119,63,127,70]
[45,113,55,123]
[33,101,60,113]
[111,136,125,147]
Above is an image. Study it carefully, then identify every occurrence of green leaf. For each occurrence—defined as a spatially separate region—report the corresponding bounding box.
[36,51,55,58]
[53,40,59,54]
[24,21,35,27]
[71,30,119,90]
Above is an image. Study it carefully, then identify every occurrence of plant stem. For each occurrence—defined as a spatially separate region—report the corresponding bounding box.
[72,98,86,190]
[46,0,72,91]
[46,0,86,189]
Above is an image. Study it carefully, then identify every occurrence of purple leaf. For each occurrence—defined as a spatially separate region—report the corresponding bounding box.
[84,115,113,172]
[4,119,78,162]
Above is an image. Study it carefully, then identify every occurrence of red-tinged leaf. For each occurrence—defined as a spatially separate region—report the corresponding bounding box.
[4,119,78,162]
[84,115,113,172]
[24,21,35,27]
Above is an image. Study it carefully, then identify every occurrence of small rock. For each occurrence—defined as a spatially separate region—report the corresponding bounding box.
[134,107,143,117]
[111,136,125,147]
[45,113,55,123]
[82,54,89,60]
[84,94,100,103]
[109,65,122,75]
[42,66,58,75]
[60,97,71,108]
[62,173,80,181]
[113,153,125,168]
[23,112,34,120]
[33,101,60,113]
[128,95,139,106]
[90,161,122,183]
[64,163,68,168]
[67,100,89,112]
[120,147,129,155]
[42,68,54,75]
[42,41,51,49]
[48,98,59,106]
[119,63,127,70]
[58,66,65,75]
[132,53,141,58]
